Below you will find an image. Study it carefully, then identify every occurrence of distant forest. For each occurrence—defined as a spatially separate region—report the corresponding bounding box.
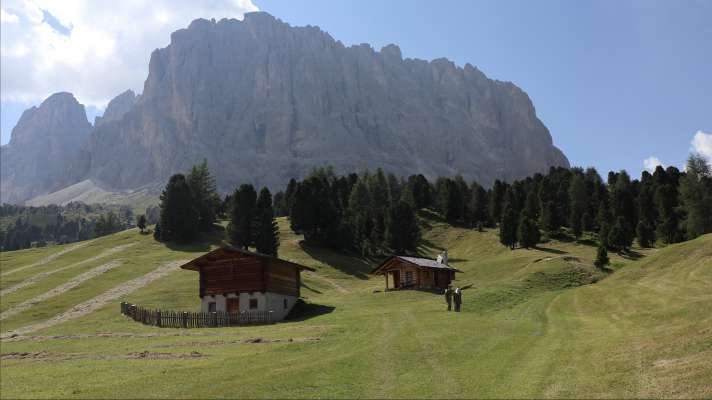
[0,203,158,251]
[154,154,712,262]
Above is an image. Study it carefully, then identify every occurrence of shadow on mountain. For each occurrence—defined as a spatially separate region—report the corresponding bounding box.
[533,246,568,255]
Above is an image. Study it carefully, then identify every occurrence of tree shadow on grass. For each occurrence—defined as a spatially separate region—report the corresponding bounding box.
[163,226,228,254]
[299,241,371,280]
[533,246,568,255]
[618,249,644,260]
[284,299,335,322]
[301,281,323,294]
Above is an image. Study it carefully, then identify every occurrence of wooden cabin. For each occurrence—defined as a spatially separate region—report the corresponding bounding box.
[179,247,315,321]
[371,251,461,290]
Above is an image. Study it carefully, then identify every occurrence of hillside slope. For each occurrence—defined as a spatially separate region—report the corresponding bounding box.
[0,216,710,398]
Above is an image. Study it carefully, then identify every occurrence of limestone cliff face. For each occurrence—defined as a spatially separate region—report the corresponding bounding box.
[5,12,569,204]
[79,12,568,192]
[0,93,91,203]
[93,90,138,126]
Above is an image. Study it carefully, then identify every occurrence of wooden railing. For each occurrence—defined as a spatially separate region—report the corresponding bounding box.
[120,302,273,328]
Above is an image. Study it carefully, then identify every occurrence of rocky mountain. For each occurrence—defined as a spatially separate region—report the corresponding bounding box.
[4,12,569,204]
[0,93,92,204]
[93,90,138,127]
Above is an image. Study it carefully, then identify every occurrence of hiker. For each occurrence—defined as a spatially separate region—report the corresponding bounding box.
[454,287,462,312]
[444,286,453,311]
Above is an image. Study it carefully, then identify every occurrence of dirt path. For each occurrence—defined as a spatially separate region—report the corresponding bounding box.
[0,259,187,339]
[2,332,320,342]
[1,350,207,361]
[304,271,349,293]
[0,243,136,297]
[1,240,95,277]
[0,260,124,321]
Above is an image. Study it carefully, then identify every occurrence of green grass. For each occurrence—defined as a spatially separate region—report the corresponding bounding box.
[0,215,710,398]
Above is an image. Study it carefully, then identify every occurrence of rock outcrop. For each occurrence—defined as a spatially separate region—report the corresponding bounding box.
[5,12,569,204]
[1,93,92,204]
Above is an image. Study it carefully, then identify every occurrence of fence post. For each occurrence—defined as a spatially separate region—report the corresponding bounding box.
[156,309,162,328]
[182,312,187,328]
[269,310,273,323]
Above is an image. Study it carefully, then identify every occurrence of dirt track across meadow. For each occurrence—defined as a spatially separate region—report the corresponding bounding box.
[0,259,187,339]
[0,243,136,296]
[0,260,124,321]
[1,240,95,277]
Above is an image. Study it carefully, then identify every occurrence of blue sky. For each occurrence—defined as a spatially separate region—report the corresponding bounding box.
[2,0,711,177]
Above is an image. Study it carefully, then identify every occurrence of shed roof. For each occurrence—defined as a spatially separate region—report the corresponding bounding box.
[179,246,315,272]
[371,255,462,274]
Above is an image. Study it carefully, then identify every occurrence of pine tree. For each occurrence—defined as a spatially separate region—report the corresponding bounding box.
[499,204,518,250]
[157,174,198,242]
[186,160,220,232]
[636,220,654,248]
[679,154,712,240]
[516,211,539,248]
[255,208,279,256]
[594,245,609,269]
[568,173,587,238]
[608,216,633,251]
[655,184,680,244]
[471,184,489,227]
[489,180,507,225]
[348,179,372,254]
[229,184,257,249]
[540,200,559,235]
[385,201,421,253]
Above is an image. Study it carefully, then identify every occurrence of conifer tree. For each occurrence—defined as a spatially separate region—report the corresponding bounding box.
[594,245,609,269]
[229,184,257,249]
[186,160,220,232]
[157,174,198,242]
[255,208,279,256]
[385,201,421,253]
[348,179,372,254]
[499,204,518,250]
[516,211,539,248]
[679,154,712,240]
[608,216,633,251]
[471,184,489,227]
[636,220,654,248]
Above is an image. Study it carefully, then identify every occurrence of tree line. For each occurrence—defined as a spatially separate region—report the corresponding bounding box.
[155,154,712,262]
[0,203,133,251]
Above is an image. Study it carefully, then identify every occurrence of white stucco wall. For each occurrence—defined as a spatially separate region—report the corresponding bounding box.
[200,292,297,321]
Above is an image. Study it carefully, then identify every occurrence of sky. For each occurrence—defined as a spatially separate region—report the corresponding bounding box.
[1,0,711,178]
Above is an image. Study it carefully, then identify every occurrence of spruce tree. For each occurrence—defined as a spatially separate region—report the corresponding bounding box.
[157,174,198,242]
[679,154,712,240]
[516,211,539,248]
[186,160,220,232]
[594,245,609,269]
[255,208,279,256]
[385,201,421,253]
[608,216,633,251]
[229,184,257,249]
[636,220,654,248]
[499,204,518,250]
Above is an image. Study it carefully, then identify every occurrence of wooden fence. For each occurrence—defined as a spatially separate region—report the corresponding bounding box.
[120,302,273,328]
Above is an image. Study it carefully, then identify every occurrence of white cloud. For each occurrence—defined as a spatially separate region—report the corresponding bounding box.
[1,8,20,23]
[0,0,258,108]
[691,130,712,159]
[643,156,664,173]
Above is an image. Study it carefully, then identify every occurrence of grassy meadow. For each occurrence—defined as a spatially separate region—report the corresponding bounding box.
[0,214,710,398]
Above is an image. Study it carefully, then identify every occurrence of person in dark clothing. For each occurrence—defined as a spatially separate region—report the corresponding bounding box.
[444,286,453,311]
[453,287,462,312]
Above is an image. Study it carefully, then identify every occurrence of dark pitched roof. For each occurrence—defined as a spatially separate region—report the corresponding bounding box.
[180,246,315,272]
[372,255,462,274]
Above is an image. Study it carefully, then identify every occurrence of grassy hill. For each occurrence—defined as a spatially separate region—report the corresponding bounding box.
[1,214,710,398]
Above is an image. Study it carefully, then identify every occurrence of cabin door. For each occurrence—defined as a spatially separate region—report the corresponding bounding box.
[226,298,240,314]
[392,270,400,288]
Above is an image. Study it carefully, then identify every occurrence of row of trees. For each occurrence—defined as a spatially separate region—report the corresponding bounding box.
[496,154,712,253]
[0,203,132,251]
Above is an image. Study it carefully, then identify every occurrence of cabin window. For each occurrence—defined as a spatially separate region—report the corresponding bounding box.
[405,271,414,285]
[249,299,258,310]
[283,298,288,309]
[208,302,217,313]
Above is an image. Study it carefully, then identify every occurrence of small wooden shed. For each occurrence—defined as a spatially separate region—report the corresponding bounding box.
[179,247,314,321]
[371,251,461,290]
